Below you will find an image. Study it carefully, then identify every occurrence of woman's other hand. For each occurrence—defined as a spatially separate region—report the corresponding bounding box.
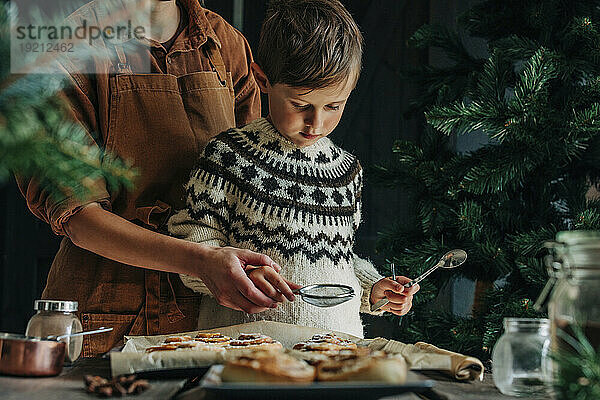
[370,276,420,316]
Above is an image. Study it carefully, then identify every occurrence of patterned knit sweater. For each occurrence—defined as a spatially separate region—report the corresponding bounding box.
[168,118,384,338]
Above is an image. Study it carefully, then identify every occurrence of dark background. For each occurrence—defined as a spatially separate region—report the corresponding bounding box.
[0,0,475,336]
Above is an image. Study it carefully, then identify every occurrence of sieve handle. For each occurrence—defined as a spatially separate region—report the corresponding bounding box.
[370,298,389,312]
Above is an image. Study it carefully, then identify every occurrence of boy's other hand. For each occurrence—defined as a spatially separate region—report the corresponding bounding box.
[370,276,420,316]
[247,265,301,303]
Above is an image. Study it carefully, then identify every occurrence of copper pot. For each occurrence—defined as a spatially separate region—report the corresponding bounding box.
[0,327,113,377]
[0,333,66,376]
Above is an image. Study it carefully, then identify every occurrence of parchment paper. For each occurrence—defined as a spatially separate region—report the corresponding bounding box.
[111,321,483,381]
[361,337,484,381]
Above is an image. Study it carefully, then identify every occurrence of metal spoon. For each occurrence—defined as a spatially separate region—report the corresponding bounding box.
[370,249,468,312]
[292,284,355,308]
[44,327,113,341]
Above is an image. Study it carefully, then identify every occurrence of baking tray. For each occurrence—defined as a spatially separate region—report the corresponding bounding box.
[190,365,435,400]
[133,366,211,380]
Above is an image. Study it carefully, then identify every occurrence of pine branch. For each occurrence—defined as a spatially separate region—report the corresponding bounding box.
[480,286,543,351]
[459,144,539,195]
[376,0,600,363]
[401,64,480,116]
[574,207,600,230]
[507,226,558,257]
[553,326,600,400]
[408,24,477,67]
[512,48,557,112]
[456,200,486,241]
[516,258,548,287]
[492,35,540,60]
[0,3,135,201]
[426,98,507,138]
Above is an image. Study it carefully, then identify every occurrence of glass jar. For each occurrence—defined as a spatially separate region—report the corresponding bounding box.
[492,318,552,396]
[25,300,83,363]
[545,231,600,352]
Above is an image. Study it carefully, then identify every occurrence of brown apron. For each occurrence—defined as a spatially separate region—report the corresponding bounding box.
[43,39,236,357]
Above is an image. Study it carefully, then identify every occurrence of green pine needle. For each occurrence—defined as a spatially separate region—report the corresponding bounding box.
[553,326,600,400]
[0,3,136,202]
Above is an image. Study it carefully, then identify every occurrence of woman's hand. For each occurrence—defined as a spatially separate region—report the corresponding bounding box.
[246,265,301,303]
[370,276,420,316]
[195,246,297,314]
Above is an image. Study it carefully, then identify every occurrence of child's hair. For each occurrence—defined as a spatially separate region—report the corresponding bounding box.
[256,0,363,90]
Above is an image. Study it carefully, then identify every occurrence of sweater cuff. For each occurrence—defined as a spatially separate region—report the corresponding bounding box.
[354,256,385,315]
[168,209,228,245]
[179,274,213,296]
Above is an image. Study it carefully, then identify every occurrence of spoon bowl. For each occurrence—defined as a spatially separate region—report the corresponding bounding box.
[440,249,467,269]
[370,249,468,312]
[403,249,467,288]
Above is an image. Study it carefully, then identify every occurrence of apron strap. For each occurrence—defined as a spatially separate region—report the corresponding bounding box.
[114,44,133,75]
[165,274,186,323]
[144,270,161,334]
[203,39,227,87]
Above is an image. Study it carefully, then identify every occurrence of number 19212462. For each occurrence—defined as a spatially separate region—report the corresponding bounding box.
[20,42,74,53]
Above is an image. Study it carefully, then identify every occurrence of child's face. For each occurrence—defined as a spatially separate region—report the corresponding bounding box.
[253,65,356,147]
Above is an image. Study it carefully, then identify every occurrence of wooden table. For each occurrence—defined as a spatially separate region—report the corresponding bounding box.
[0,358,188,400]
[0,358,548,400]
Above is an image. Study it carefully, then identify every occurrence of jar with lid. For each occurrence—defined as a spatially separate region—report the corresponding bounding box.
[25,300,83,363]
[492,318,552,396]
[544,231,600,353]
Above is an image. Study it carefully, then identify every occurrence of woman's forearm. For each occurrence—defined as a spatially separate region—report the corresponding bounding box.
[64,202,285,312]
[64,202,201,275]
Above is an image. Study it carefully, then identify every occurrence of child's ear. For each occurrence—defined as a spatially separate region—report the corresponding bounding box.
[251,62,271,93]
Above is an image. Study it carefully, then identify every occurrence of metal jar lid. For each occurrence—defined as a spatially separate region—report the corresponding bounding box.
[548,230,600,269]
[33,300,78,312]
[555,230,600,244]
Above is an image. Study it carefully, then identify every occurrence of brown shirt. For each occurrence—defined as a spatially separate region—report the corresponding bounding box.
[16,0,260,356]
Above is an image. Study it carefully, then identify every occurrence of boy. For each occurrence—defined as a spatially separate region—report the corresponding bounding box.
[168,0,419,337]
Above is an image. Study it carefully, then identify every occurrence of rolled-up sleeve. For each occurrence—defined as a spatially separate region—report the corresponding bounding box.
[208,11,261,127]
[231,33,261,127]
[15,70,110,236]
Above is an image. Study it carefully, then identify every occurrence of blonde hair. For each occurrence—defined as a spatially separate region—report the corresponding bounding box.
[256,0,363,90]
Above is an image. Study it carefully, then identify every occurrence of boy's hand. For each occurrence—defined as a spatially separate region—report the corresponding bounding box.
[247,265,301,304]
[370,276,420,316]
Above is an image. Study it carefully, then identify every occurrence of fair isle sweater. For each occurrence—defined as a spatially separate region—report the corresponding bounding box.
[168,118,384,338]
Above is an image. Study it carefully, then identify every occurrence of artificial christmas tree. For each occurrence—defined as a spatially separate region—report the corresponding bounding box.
[370,0,600,361]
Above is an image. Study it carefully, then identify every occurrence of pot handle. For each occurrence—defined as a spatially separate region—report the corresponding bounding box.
[49,327,113,341]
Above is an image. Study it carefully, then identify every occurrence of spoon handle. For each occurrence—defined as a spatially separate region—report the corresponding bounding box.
[404,259,445,288]
[370,298,389,312]
[52,327,113,341]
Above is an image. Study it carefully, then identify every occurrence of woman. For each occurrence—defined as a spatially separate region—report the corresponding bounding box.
[16,0,294,356]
